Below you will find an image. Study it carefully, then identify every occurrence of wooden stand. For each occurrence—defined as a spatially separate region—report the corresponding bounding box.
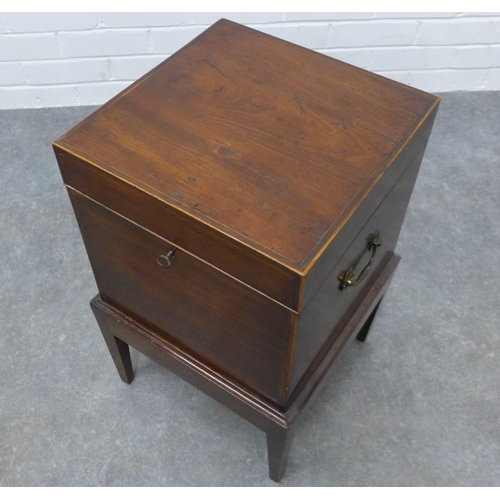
[91,252,400,482]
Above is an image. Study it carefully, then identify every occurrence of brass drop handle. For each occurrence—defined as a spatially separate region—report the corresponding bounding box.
[156,249,175,268]
[338,230,382,291]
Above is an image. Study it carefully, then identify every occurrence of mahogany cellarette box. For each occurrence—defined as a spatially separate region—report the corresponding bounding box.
[53,19,439,481]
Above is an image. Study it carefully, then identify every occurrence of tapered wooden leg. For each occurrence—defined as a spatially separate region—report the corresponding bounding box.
[91,300,134,384]
[356,297,382,342]
[266,426,294,482]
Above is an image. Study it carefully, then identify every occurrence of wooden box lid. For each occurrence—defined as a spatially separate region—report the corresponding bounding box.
[54,19,439,308]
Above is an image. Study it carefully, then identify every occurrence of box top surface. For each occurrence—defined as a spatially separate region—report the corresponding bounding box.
[55,19,439,273]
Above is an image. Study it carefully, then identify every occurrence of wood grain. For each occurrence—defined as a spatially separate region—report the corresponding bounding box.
[54,19,439,273]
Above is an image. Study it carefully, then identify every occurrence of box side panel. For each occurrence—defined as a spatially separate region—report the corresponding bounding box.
[287,148,425,399]
[300,104,439,310]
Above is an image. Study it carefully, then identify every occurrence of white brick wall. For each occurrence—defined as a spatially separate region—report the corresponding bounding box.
[0,12,499,109]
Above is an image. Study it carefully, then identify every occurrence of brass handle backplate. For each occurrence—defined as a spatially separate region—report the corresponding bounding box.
[157,249,175,269]
[338,230,382,291]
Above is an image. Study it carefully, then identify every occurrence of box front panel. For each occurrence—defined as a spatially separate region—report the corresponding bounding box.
[68,189,295,406]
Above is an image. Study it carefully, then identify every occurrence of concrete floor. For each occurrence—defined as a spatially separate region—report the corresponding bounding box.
[0,91,499,486]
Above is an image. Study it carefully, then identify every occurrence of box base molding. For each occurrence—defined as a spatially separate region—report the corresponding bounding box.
[90,251,400,482]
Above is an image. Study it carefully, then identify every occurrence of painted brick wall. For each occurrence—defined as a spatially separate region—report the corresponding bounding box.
[0,12,499,108]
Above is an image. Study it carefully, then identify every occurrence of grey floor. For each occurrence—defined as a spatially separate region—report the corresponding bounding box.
[0,91,499,486]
